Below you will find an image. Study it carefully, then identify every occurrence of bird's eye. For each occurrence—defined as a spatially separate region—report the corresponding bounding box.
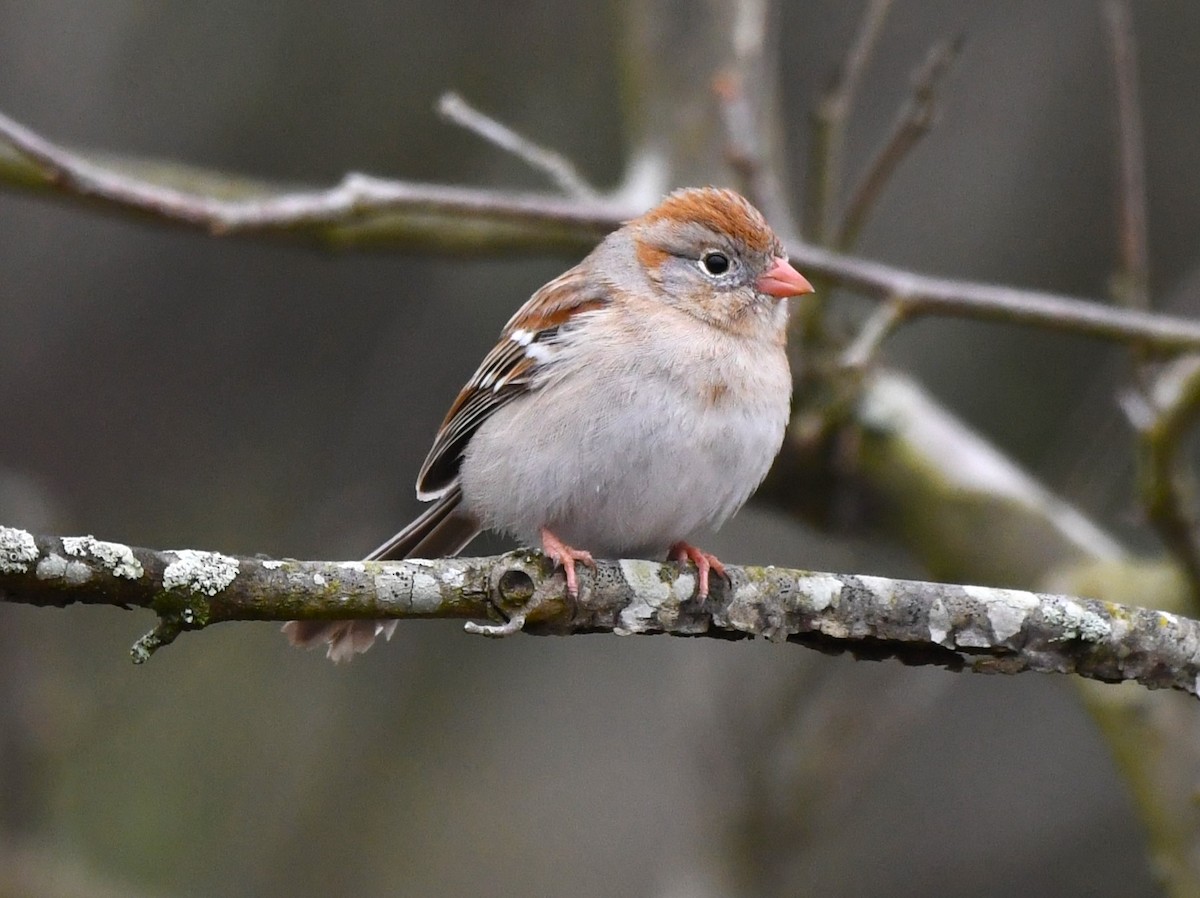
[699,251,732,276]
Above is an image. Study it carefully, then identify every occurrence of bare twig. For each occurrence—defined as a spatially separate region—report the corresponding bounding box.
[2,525,1198,695]
[436,92,599,200]
[835,36,962,250]
[1104,0,1150,312]
[791,240,1200,352]
[805,0,893,243]
[840,296,908,370]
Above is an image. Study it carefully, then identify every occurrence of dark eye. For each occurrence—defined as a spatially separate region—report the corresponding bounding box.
[699,251,731,276]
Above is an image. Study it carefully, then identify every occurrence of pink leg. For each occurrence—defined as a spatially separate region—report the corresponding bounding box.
[668,542,728,598]
[540,527,595,597]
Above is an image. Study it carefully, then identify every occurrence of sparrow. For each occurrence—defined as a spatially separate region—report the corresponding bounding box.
[284,186,813,662]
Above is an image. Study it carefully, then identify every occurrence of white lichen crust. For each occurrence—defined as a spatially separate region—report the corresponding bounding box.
[163,549,239,596]
[61,534,144,579]
[36,554,93,585]
[615,559,673,634]
[969,585,1039,642]
[1041,596,1112,643]
[0,526,38,573]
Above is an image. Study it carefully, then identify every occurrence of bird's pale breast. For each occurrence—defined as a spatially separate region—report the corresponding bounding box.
[458,304,791,557]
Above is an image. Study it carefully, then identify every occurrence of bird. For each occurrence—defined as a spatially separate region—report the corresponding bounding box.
[283,186,814,662]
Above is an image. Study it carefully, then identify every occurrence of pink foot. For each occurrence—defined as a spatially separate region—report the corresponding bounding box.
[540,527,595,597]
[668,542,728,598]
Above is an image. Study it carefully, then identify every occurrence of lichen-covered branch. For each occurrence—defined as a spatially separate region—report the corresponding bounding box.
[3,524,1198,696]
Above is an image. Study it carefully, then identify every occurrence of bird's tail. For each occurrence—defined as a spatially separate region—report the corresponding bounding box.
[282,485,480,662]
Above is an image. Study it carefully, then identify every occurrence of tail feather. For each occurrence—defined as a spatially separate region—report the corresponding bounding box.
[363,485,480,561]
[283,485,480,662]
[282,619,396,663]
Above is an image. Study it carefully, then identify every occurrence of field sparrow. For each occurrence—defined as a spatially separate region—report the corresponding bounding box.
[284,187,813,661]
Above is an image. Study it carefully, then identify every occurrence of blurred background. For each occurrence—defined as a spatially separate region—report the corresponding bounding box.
[2,1,1199,895]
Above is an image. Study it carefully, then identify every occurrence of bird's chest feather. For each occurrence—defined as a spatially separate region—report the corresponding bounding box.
[460,308,792,551]
[561,306,792,460]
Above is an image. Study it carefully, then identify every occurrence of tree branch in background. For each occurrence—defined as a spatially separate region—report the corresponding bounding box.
[794,241,1200,351]
[1122,358,1200,608]
[2,525,1198,695]
[1102,0,1200,610]
[711,1,800,241]
[436,92,599,200]
[1104,0,1150,314]
[5,108,1200,353]
[804,0,893,244]
[834,35,962,250]
[0,109,620,254]
[840,296,908,370]
[715,71,798,243]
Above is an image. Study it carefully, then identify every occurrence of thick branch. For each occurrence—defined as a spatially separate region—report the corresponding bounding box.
[769,373,1128,586]
[2,525,1198,696]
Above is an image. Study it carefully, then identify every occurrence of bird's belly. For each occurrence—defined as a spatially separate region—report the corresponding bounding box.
[459,357,789,558]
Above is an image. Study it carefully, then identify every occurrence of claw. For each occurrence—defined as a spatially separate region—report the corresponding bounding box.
[668,542,728,598]
[540,527,595,596]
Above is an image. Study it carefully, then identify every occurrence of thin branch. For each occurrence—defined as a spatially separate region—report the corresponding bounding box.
[840,296,908,370]
[835,36,962,250]
[805,0,893,243]
[6,110,1200,354]
[1104,0,1150,312]
[791,240,1200,352]
[2,525,1199,696]
[436,92,599,200]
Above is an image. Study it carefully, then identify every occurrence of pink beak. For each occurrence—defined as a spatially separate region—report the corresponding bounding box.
[756,257,814,298]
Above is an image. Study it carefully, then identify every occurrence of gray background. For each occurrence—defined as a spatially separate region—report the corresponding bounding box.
[3,2,1198,895]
